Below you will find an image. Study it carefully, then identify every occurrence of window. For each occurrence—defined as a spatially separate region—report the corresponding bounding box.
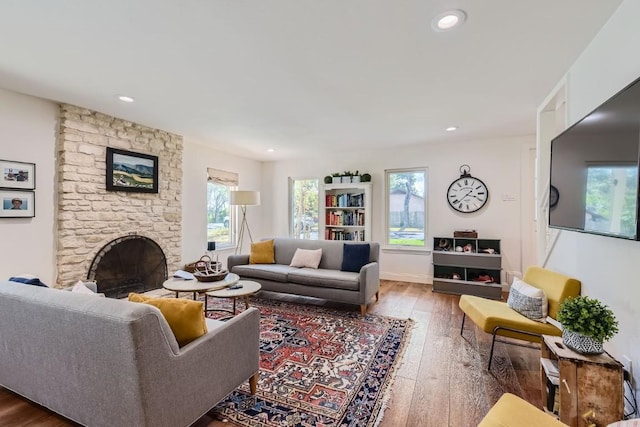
[386,168,427,247]
[290,178,319,239]
[206,168,238,248]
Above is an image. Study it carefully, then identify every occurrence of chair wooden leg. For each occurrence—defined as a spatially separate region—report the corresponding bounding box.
[249,371,259,395]
[460,313,466,336]
[360,304,367,316]
[375,291,379,301]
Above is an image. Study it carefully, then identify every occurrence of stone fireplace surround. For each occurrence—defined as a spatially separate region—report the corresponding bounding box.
[55,104,183,288]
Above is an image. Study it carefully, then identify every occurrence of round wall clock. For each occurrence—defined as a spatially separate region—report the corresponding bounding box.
[447,165,489,213]
[549,185,559,208]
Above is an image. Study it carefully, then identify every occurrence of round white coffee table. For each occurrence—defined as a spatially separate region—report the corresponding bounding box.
[206,280,262,315]
[162,273,239,312]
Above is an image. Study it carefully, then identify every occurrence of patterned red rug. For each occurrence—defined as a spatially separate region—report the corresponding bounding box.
[204,296,413,427]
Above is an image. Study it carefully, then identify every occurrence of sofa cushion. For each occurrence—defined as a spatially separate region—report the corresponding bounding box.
[288,268,360,291]
[232,264,297,282]
[128,293,207,346]
[250,239,275,264]
[341,243,370,272]
[290,248,323,269]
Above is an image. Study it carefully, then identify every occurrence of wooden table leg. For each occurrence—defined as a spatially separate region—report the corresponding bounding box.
[244,295,249,309]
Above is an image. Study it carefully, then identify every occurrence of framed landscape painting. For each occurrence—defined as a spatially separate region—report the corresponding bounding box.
[106,148,159,193]
[0,159,35,190]
[0,190,35,218]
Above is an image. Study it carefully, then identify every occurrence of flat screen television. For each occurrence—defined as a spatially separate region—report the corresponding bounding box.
[549,76,640,240]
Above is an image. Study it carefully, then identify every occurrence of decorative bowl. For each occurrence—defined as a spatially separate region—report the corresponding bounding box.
[193,270,228,282]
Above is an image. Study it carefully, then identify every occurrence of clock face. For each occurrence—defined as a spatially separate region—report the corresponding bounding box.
[447,175,489,213]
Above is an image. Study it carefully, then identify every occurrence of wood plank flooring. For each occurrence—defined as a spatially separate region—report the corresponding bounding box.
[0,280,542,426]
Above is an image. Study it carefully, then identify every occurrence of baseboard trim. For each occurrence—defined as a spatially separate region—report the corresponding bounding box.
[380,272,430,284]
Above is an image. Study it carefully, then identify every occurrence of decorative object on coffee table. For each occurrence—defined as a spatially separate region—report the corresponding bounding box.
[556,295,618,354]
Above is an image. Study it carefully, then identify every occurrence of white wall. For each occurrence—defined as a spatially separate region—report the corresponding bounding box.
[263,136,535,284]
[543,0,640,387]
[0,89,58,285]
[181,139,264,268]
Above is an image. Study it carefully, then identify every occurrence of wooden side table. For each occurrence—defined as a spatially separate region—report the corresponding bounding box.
[540,335,624,427]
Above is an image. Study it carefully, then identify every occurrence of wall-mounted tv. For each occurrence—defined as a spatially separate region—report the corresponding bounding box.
[549,76,640,240]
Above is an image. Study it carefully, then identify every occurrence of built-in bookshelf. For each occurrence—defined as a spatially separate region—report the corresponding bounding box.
[321,182,371,241]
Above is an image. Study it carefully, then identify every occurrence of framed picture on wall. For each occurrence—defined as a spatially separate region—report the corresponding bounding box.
[106,147,159,193]
[0,190,35,218]
[0,160,35,190]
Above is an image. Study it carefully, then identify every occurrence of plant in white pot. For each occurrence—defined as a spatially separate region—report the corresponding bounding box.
[556,296,619,354]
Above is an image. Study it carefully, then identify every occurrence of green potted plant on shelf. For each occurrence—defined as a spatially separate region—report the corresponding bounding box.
[324,175,333,184]
[360,173,371,182]
[556,296,619,354]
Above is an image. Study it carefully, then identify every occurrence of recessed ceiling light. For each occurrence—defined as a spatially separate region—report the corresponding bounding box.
[432,10,466,32]
[117,95,135,103]
[446,126,458,132]
[267,148,275,153]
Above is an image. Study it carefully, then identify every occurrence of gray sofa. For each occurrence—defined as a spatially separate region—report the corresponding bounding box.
[0,280,260,427]
[228,238,380,315]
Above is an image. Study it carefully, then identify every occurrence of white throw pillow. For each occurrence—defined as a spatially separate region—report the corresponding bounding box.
[289,248,323,269]
[71,280,105,297]
[507,278,548,322]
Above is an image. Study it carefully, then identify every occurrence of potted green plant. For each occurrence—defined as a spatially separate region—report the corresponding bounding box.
[556,296,619,354]
[324,175,333,184]
[341,170,353,183]
[331,172,341,184]
[360,173,371,182]
[351,170,360,183]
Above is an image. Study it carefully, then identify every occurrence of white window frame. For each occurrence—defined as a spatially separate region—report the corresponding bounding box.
[288,177,320,240]
[384,167,428,252]
[206,168,238,250]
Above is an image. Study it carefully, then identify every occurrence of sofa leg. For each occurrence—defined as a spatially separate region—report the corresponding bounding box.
[460,313,466,336]
[375,291,379,301]
[360,304,367,316]
[249,371,259,395]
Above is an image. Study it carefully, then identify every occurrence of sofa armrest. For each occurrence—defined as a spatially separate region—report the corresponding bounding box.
[228,254,250,272]
[359,262,380,301]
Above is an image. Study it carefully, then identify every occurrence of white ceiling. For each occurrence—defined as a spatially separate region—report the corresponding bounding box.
[0,1,623,161]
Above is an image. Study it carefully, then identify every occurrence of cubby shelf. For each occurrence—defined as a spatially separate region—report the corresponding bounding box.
[432,237,502,299]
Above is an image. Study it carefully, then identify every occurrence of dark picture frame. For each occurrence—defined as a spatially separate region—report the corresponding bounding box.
[0,190,35,218]
[0,159,35,190]
[106,148,159,193]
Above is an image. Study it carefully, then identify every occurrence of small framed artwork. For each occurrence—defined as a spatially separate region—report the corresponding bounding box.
[0,160,35,190]
[106,147,159,193]
[0,190,35,218]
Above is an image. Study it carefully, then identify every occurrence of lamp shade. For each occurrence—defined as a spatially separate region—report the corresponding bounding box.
[230,190,260,206]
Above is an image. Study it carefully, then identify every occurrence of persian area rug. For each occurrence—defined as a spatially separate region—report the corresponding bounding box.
[204,297,413,427]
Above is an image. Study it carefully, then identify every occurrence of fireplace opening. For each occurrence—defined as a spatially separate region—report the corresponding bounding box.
[87,235,167,298]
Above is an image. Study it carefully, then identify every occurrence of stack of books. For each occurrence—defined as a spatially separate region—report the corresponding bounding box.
[540,357,560,414]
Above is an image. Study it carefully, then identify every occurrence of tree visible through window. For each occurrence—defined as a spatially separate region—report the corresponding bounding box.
[290,178,319,240]
[386,168,427,247]
[207,168,238,248]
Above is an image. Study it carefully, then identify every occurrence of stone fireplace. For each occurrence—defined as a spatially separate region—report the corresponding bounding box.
[55,104,183,288]
[88,234,168,298]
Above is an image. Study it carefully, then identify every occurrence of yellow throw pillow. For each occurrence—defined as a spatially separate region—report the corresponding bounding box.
[249,239,276,264]
[128,293,207,347]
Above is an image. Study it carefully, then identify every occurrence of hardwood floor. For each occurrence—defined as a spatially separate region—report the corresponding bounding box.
[0,280,541,426]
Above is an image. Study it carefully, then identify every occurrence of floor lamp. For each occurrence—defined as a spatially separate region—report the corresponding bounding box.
[230,190,260,254]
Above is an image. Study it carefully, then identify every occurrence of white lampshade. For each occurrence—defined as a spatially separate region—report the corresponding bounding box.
[230,190,260,206]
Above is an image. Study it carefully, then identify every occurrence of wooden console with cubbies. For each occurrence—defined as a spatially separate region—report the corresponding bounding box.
[432,236,502,299]
[540,335,624,427]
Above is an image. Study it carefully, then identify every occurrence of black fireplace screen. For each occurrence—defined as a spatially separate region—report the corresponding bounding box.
[87,235,167,298]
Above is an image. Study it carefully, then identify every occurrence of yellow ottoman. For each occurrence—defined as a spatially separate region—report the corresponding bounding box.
[479,393,566,427]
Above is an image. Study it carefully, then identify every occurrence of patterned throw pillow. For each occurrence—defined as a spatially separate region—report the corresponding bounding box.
[507,278,548,323]
[289,248,323,269]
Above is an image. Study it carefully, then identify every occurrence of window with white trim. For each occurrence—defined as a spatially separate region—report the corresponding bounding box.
[206,168,237,249]
[289,178,319,239]
[385,168,427,247]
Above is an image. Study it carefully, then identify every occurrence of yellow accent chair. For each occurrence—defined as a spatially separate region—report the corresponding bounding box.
[479,393,566,427]
[459,266,581,369]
